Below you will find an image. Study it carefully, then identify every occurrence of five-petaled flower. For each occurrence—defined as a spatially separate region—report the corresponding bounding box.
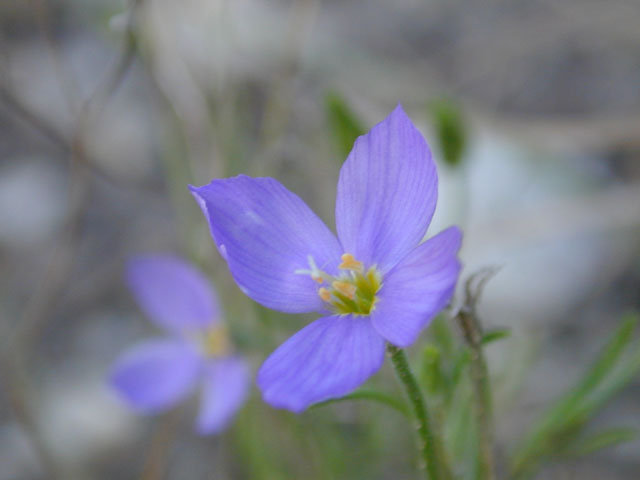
[190,105,462,412]
[109,255,249,434]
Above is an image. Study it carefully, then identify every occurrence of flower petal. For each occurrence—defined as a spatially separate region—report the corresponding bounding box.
[195,356,250,435]
[335,105,438,273]
[257,315,385,412]
[371,226,462,347]
[127,255,219,331]
[190,176,342,313]
[109,339,202,413]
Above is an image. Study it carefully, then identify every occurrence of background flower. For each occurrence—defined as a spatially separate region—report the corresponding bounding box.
[109,255,249,435]
[191,106,462,412]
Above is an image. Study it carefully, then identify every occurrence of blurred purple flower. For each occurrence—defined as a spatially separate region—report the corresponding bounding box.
[109,255,249,435]
[190,105,462,412]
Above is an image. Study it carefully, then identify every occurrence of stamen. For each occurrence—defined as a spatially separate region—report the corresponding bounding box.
[296,255,328,284]
[332,280,357,299]
[318,287,332,302]
[339,253,364,273]
[297,254,380,315]
[201,325,231,357]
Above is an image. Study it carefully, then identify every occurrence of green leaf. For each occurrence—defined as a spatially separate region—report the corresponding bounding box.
[571,343,640,423]
[449,348,472,390]
[447,384,477,475]
[311,389,410,418]
[510,313,640,479]
[430,314,456,356]
[573,313,638,396]
[481,328,511,346]
[429,98,468,168]
[566,428,637,457]
[325,91,365,159]
[421,344,444,394]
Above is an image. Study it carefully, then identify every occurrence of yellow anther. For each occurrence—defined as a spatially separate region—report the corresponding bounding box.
[339,253,364,273]
[318,287,332,302]
[302,254,380,315]
[201,325,231,357]
[332,280,357,299]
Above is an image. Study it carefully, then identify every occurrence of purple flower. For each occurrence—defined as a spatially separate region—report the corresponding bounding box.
[190,105,462,412]
[109,255,249,435]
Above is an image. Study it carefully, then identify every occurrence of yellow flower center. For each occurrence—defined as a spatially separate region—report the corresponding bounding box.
[199,325,231,357]
[296,253,382,316]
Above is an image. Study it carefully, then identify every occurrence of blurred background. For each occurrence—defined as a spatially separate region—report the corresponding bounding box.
[1,0,639,479]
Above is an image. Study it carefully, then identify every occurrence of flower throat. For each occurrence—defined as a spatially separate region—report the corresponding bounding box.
[296,253,382,315]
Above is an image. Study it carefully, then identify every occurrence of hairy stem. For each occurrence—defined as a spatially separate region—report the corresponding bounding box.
[456,307,497,480]
[455,269,500,480]
[387,343,441,480]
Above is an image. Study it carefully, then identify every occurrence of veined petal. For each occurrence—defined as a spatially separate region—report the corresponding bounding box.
[371,226,462,347]
[109,339,201,413]
[190,176,342,313]
[196,356,250,435]
[335,105,438,273]
[257,315,385,412]
[127,255,219,331]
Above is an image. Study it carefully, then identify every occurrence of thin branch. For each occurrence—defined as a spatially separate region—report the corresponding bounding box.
[0,84,69,151]
[6,0,144,351]
[139,411,181,480]
[83,0,143,120]
[0,2,147,478]
[0,0,149,190]
[0,352,67,478]
[31,0,82,115]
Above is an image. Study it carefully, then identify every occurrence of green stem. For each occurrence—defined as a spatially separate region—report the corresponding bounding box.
[387,344,441,480]
[456,309,496,480]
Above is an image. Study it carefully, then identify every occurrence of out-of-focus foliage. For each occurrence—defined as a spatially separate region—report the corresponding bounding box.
[325,91,365,160]
[510,313,640,479]
[429,99,468,169]
[481,328,511,345]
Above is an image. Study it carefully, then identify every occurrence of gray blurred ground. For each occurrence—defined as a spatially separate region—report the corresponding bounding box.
[1,0,639,479]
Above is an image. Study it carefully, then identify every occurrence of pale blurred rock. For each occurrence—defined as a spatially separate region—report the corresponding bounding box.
[39,374,139,468]
[0,424,44,480]
[0,158,67,249]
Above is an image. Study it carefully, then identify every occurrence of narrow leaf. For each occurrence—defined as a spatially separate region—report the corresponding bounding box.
[481,328,511,345]
[566,428,637,457]
[311,389,410,418]
[573,313,638,396]
[510,313,639,479]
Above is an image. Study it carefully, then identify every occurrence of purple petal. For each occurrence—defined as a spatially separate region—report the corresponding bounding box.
[190,176,342,313]
[127,255,219,331]
[257,315,385,412]
[371,226,462,347]
[195,356,250,435]
[335,105,438,273]
[109,339,202,413]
